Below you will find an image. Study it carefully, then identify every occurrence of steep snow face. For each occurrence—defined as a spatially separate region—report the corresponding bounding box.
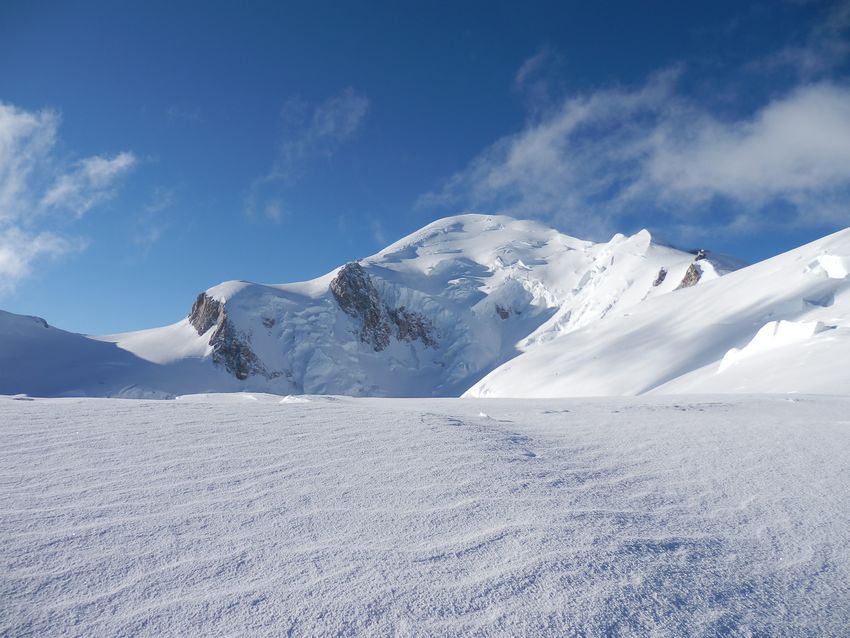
[467,227,850,398]
[92,214,722,397]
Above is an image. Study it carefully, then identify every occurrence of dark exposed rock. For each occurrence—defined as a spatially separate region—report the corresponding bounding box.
[652,267,667,287]
[189,293,224,335]
[188,293,267,380]
[694,249,706,261]
[676,263,703,289]
[388,306,437,347]
[261,317,276,330]
[495,304,511,320]
[208,318,266,380]
[330,262,390,350]
[330,262,436,351]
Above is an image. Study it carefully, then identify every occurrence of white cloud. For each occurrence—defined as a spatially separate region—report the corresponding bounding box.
[0,101,136,292]
[0,228,82,293]
[419,69,850,239]
[245,88,369,219]
[41,151,136,217]
[0,104,58,225]
[646,83,850,205]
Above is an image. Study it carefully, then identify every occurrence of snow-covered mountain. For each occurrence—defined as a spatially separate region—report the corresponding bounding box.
[0,309,239,399]
[0,214,736,398]
[467,226,850,397]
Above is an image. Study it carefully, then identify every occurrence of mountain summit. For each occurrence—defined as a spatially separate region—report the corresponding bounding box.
[0,214,761,398]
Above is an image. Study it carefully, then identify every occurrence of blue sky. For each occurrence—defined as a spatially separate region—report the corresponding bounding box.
[1,0,849,334]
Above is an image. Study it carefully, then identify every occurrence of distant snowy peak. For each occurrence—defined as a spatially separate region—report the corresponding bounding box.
[0,213,745,398]
[162,214,735,396]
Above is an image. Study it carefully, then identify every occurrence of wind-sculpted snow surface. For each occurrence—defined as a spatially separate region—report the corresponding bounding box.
[2,394,849,636]
[1,214,726,398]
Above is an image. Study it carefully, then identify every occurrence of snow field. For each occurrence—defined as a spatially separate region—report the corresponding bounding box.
[2,394,849,636]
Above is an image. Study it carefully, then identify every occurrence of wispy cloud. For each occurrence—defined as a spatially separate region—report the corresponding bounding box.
[132,187,175,251]
[0,229,83,294]
[165,104,202,123]
[513,47,568,115]
[0,101,136,292]
[41,152,136,217]
[244,88,369,222]
[0,104,58,225]
[369,217,387,246]
[748,0,850,78]
[418,63,850,240]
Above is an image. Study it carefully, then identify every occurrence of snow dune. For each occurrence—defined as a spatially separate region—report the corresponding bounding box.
[2,394,849,636]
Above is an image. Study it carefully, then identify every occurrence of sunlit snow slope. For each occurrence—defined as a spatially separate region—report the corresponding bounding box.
[467,227,850,397]
[1,214,727,398]
[0,310,241,399]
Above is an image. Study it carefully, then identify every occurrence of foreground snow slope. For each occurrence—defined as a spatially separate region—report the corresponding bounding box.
[2,394,849,636]
[0,214,730,398]
[468,227,850,397]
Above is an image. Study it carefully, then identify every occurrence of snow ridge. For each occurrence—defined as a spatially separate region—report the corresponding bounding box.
[467,226,850,398]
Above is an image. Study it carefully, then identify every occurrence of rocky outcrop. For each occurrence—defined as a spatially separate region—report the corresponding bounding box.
[495,304,511,320]
[652,268,667,287]
[189,293,224,335]
[208,318,266,380]
[189,293,267,380]
[330,262,391,350]
[330,262,436,351]
[676,263,703,289]
[388,306,437,347]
